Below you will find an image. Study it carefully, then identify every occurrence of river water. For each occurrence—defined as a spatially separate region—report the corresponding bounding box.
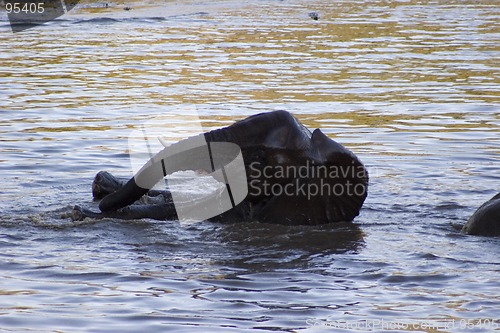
[0,0,499,332]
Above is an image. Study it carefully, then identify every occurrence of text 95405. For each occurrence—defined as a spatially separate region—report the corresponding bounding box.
[5,2,45,14]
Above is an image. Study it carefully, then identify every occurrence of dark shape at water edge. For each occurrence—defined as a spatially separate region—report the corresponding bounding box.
[462,193,500,236]
[309,12,319,20]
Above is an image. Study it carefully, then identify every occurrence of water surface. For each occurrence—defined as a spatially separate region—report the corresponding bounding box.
[0,0,499,332]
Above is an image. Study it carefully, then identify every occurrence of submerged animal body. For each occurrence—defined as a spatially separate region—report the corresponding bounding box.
[462,193,500,236]
[72,110,500,236]
[73,110,369,224]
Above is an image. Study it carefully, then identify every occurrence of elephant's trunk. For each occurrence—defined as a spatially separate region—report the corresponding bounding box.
[99,134,207,212]
[99,134,244,213]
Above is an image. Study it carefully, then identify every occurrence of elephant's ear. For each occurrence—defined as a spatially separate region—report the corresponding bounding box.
[255,195,322,225]
[311,128,368,186]
[311,129,359,163]
[255,187,364,225]
[310,128,369,221]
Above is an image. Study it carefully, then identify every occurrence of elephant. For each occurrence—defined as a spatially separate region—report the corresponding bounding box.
[72,110,369,225]
[462,193,500,236]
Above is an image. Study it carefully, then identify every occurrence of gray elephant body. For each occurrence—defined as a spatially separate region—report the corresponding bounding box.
[73,110,499,236]
[462,193,500,236]
[73,110,369,224]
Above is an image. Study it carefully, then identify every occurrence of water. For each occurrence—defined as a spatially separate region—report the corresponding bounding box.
[1,0,499,332]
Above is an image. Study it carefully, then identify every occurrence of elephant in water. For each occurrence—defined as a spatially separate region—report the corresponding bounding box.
[462,193,500,236]
[72,110,498,236]
[73,110,369,224]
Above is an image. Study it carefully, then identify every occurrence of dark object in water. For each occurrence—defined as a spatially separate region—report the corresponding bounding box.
[73,111,368,224]
[462,193,500,236]
[309,12,319,20]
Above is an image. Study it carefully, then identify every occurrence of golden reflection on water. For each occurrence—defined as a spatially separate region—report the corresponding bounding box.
[0,3,499,331]
[1,0,498,111]
[0,0,498,165]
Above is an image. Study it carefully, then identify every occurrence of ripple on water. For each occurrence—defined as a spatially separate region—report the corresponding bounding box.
[1,0,499,332]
